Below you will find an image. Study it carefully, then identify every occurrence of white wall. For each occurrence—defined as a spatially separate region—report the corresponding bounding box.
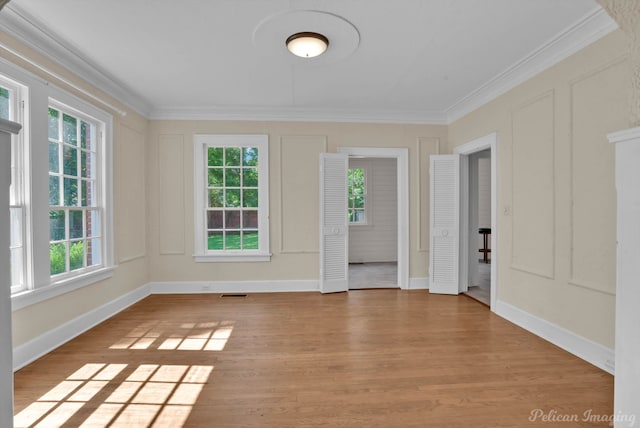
[348,158,397,263]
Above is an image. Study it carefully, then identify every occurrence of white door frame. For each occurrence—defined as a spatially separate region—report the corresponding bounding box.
[453,133,498,310]
[337,147,409,290]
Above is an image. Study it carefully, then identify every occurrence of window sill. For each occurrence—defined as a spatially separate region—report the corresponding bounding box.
[11,266,115,311]
[194,253,272,263]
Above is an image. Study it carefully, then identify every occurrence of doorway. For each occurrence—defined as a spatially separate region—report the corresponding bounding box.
[463,149,491,305]
[319,148,408,293]
[347,157,398,289]
[454,133,497,310]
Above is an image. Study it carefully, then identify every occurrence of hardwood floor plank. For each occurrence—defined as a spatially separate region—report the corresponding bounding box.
[14,291,613,427]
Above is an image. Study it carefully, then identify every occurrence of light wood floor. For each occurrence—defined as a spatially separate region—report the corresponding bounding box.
[14,291,613,427]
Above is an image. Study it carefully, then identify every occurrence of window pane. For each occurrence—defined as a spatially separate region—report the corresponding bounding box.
[10,207,23,247]
[70,241,85,271]
[49,175,61,206]
[48,108,59,140]
[10,248,23,288]
[207,231,223,250]
[208,189,224,208]
[225,147,241,166]
[353,196,365,209]
[243,231,259,249]
[64,178,79,206]
[69,210,84,239]
[225,211,240,229]
[225,189,240,207]
[49,141,60,173]
[50,242,67,275]
[243,189,258,208]
[49,210,66,241]
[225,168,240,187]
[243,210,258,229]
[243,168,258,187]
[207,147,223,166]
[64,146,78,176]
[80,121,88,149]
[81,180,96,207]
[207,211,223,229]
[0,86,9,120]
[86,210,100,237]
[63,113,77,146]
[225,231,241,250]
[87,238,101,266]
[208,168,223,187]
[242,147,258,166]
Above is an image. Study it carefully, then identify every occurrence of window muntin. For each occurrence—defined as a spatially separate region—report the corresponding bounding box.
[48,104,103,277]
[194,135,269,261]
[348,167,367,224]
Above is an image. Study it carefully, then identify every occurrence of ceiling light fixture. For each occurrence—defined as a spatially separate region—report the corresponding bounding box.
[286,32,329,58]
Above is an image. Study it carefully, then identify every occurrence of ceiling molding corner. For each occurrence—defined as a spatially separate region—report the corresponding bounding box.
[445,7,618,124]
[0,4,152,117]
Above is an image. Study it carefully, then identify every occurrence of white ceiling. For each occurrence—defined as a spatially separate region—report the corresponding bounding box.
[1,0,616,123]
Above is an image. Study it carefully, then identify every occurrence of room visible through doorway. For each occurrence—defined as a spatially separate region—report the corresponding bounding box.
[347,157,398,289]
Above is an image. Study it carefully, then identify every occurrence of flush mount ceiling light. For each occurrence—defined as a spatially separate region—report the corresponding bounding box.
[286,32,329,58]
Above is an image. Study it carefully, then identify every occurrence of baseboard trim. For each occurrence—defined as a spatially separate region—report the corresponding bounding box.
[495,300,615,375]
[13,285,150,371]
[149,280,319,294]
[408,277,429,290]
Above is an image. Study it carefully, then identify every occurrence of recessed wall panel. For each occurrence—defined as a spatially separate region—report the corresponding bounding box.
[511,91,555,278]
[117,124,146,262]
[418,138,440,252]
[158,134,185,255]
[280,136,326,253]
[570,60,627,294]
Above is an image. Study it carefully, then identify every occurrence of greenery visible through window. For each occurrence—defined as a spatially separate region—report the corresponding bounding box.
[0,86,9,120]
[48,106,102,276]
[348,167,366,223]
[206,146,259,250]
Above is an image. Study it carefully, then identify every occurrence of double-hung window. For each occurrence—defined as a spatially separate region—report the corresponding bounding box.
[1,75,27,294]
[3,61,114,309]
[48,102,104,278]
[193,135,270,262]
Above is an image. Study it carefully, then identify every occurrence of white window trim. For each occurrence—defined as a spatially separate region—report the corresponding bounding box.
[193,134,270,262]
[1,57,115,310]
[1,73,28,294]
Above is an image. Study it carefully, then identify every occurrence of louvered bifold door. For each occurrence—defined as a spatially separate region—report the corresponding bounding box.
[320,153,349,293]
[429,154,460,294]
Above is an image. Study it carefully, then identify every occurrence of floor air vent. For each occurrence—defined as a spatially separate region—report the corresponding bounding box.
[220,294,248,298]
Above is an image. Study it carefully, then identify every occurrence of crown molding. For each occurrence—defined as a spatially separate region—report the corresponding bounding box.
[0,4,617,125]
[0,4,153,117]
[149,105,448,125]
[445,7,618,124]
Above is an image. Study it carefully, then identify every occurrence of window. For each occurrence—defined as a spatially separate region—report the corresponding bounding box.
[2,61,114,310]
[48,103,103,277]
[193,135,270,262]
[1,75,27,294]
[348,167,367,224]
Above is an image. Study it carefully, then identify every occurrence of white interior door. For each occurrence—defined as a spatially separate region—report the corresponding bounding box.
[320,153,349,293]
[429,154,460,294]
